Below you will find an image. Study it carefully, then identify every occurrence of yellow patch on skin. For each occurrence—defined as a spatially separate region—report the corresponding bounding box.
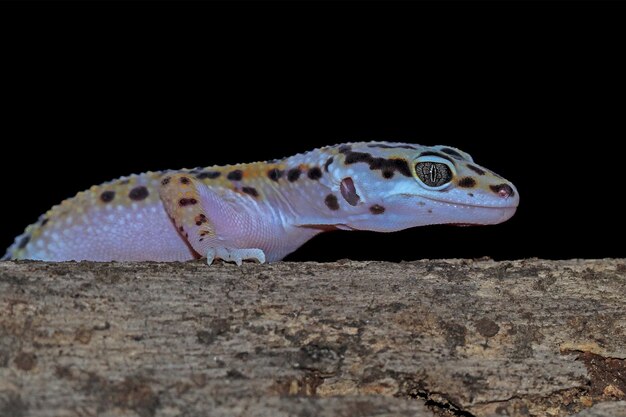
[388,153,408,160]
[158,173,215,239]
[191,163,289,190]
[245,162,287,179]
[30,226,44,240]
[121,177,136,186]
[81,175,162,207]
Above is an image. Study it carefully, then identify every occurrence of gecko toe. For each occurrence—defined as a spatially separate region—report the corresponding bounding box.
[206,248,217,265]
[205,247,266,266]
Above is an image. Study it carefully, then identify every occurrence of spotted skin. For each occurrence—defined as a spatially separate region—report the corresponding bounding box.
[3,142,519,263]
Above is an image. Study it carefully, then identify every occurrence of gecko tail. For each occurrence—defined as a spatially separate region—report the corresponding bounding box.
[2,225,38,261]
[2,239,19,260]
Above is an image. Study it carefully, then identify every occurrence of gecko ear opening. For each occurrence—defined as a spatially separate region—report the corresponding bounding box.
[340,177,361,206]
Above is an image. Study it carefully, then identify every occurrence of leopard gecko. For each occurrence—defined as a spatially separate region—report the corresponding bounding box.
[3,142,519,264]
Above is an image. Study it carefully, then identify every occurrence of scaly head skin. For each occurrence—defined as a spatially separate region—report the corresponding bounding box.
[311,142,519,232]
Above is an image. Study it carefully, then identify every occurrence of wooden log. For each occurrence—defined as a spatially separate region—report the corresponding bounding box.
[0,259,624,417]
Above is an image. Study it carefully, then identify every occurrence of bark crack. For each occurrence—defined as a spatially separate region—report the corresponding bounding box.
[409,389,477,417]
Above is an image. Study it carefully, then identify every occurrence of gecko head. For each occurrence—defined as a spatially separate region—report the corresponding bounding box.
[332,143,519,232]
[406,145,519,225]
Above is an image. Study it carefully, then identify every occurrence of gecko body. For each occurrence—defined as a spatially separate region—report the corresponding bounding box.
[3,142,519,264]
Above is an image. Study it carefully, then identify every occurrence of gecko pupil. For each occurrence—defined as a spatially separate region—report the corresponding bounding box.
[415,162,452,187]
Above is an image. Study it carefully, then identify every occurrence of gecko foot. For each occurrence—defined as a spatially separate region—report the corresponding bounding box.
[206,247,266,266]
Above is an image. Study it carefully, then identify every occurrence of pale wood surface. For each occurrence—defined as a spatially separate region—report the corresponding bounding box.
[1,259,624,417]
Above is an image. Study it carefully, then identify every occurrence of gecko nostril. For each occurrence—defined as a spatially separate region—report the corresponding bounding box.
[490,184,514,198]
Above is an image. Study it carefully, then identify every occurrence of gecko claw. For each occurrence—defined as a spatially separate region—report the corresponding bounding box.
[206,247,266,266]
[206,248,216,265]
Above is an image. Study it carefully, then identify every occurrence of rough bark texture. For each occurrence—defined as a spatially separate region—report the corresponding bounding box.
[0,259,625,417]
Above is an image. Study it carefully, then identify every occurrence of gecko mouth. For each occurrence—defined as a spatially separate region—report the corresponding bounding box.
[415,195,519,210]
[414,196,518,225]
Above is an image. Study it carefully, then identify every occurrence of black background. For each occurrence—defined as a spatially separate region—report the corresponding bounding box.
[2,4,624,262]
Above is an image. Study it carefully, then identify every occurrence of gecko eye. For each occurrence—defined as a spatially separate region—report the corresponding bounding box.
[414,156,454,190]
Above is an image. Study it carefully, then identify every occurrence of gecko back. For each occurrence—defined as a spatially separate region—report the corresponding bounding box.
[3,142,518,263]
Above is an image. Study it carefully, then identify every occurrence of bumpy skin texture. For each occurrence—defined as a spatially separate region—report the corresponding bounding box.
[3,142,519,263]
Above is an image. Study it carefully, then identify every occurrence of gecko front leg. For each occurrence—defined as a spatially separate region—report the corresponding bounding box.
[158,173,267,265]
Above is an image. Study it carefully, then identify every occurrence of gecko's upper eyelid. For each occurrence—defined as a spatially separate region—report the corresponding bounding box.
[417,151,456,166]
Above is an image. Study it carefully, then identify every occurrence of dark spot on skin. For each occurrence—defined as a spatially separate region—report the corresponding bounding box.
[18,235,30,249]
[41,218,49,227]
[268,168,283,181]
[467,164,486,175]
[387,159,412,177]
[179,198,198,206]
[324,157,334,172]
[128,186,149,201]
[419,151,456,165]
[196,171,221,180]
[370,205,385,214]
[468,192,474,197]
[458,177,476,188]
[440,147,464,159]
[338,145,352,153]
[179,226,184,232]
[180,177,190,185]
[490,184,515,197]
[227,170,243,181]
[344,152,371,164]
[161,177,171,185]
[287,168,301,182]
[100,191,115,203]
[195,214,208,226]
[342,150,412,178]
[368,143,417,150]
[428,209,433,213]
[242,186,259,197]
[199,238,204,242]
[417,201,426,206]
[307,167,322,180]
[325,194,340,210]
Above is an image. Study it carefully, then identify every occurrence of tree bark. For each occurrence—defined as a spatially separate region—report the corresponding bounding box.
[1,259,625,417]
